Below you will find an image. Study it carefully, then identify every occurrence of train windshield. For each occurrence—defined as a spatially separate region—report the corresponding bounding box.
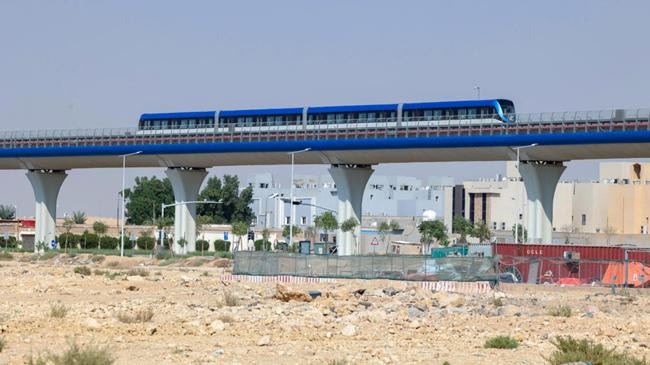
[498,100,516,122]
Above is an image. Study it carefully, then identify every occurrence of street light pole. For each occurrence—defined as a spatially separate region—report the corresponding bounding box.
[120,151,142,257]
[158,200,222,252]
[288,148,311,249]
[474,86,481,99]
[266,193,279,229]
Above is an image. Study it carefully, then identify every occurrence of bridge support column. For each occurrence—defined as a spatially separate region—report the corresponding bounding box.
[26,170,67,253]
[520,161,566,244]
[165,168,208,254]
[328,164,373,256]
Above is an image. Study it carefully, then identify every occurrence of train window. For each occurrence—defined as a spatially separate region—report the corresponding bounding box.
[467,108,477,118]
[358,113,367,121]
[161,120,169,129]
[367,112,376,122]
[327,114,336,123]
[424,110,433,120]
[458,109,467,118]
[336,113,345,122]
[433,110,442,120]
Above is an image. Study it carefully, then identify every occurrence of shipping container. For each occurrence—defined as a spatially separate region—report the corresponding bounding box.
[494,243,650,284]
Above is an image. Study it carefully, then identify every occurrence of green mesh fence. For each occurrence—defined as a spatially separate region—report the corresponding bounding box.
[233,251,497,282]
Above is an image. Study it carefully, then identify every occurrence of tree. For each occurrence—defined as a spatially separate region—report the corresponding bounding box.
[314,212,338,243]
[198,175,254,224]
[92,221,108,249]
[124,176,174,225]
[62,218,75,252]
[231,221,250,252]
[379,220,401,254]
[418,220,449,253]
[0,205,16,220]
[282,225,302,240]
[256,228,271,251]
[512,224,527,243]
[452,216,473,244]
[72,211,87,224]
[340,217,360,254]
[472,221,492,243]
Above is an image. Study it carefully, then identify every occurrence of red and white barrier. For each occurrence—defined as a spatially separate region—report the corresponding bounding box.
[219,274,492,294]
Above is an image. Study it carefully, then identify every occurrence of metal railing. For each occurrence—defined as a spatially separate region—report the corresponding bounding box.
[0,108,649,150]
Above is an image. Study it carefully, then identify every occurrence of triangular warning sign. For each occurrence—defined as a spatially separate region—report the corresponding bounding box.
[370,237,380,246]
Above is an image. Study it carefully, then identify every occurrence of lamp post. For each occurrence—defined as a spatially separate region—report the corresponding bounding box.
[159,200,222,252]
[473,86,481,99]
[512,143,538,244]
[288,148,311,249]
[119,151,142,257]
[266,193,279,229]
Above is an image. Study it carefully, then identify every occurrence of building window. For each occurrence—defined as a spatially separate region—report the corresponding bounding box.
[301,216,307,225]
[435,196,439,202]
[492,222,497,230]
[519,213,523,220]
[501,222,506,230]
[285,216,291,225]
[581,214,586,226]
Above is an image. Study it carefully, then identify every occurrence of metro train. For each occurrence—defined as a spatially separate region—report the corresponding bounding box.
[137,99,515,135]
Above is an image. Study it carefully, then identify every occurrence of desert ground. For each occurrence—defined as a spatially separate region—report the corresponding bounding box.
[0,253,648,365]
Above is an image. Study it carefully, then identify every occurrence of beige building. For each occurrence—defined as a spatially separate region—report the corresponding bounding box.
[557,162,650,235]
[462,161,650,244]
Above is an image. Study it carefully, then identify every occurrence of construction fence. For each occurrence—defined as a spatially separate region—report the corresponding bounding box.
[233,251,497,282]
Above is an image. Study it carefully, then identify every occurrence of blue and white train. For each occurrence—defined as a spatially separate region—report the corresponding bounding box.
[137,99,515,134]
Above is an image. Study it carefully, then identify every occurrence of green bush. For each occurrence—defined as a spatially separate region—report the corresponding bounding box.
[1,236,18,249]
[136,236,155,250]
[100,236,119,250]
[120,236,135,250]
[484,335,519,349]
[57,233,81,249]
[254,239,271,251]
[196,239,210,251]
[214,240,231,252]
[546,336,647,365]
[80,232,100,249]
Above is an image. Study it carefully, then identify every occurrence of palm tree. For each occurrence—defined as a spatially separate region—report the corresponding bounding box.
[72,211,87,224]
[0,205,16,220]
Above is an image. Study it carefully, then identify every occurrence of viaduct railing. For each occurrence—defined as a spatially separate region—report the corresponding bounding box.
[0,108,649,150]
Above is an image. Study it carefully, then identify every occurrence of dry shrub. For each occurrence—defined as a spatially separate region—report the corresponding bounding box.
[547,305,572,318]
[218,314,235,323]
[26,340,114,365]
[546,336,647,365]
[50,302,68,319]
[126,268,149,277]
[223,291,240,307]
[105,261,120,268]
[91,255,106,263]
[117,308,154,323]
[74,266,92,276]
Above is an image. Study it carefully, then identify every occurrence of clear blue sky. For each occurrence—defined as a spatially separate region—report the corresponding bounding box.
[1,1,649,217]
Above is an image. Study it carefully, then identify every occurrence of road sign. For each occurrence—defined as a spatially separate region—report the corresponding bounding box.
[3,232,8,241]
[370,237,380,246]
[223,231,229,241]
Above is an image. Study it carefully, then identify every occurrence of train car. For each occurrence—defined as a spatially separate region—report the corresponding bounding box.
[495,243,650,284]
[137,98,516,135]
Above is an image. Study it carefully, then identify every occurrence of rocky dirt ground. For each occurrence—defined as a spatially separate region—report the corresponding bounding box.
[0,253,649,365]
